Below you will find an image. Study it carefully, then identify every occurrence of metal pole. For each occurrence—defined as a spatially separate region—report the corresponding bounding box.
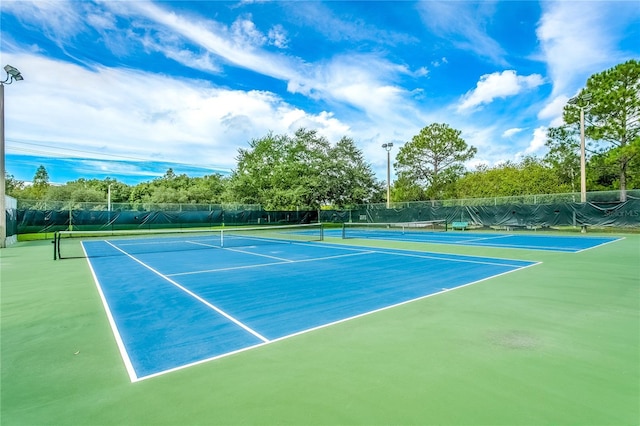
[382,142,393,209]
[579,107,586,203]
[386,148,390,209]
[0,65,24,248]
[0,84,5,248]
[107,183,112,228]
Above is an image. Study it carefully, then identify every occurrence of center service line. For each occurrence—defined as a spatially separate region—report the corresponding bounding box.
[104,241,270,343]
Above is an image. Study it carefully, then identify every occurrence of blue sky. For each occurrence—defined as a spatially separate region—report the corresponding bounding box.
[1,0,639,185]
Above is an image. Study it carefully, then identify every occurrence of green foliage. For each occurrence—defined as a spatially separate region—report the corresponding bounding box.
[29,165,50,199]
[326,137,385,207]
[228,128,382,209]
[395,123,476,200]
[544,125,581,191]
[45,184,104,203]
[391,175,427,202]
[128,169,228,205]
[5,173,24,197]
[455,157,571,198]
[563,59,640,198]
[9,165,50,200]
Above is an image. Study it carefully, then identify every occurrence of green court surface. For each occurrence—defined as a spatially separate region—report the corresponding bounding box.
[1,233,638,425]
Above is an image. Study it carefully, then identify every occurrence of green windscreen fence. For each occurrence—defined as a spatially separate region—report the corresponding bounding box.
[5,196,18,245]
[15,194,640,235]
[322,199,640,228]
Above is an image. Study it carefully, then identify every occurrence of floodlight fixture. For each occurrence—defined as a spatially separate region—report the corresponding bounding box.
[568,92,592,105]
[2,65,23,84]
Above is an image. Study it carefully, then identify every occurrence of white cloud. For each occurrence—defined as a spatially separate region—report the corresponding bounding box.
[538,95,570,127]
[431,57,448,67]
[285,1,416,45]
[288,54,423,130]
[109,0,296,81]
[268,25,288,49]
[523,126,548,156]
[502,128,524,138]
[414,67,429,77]
[2,54,352,171]
[101,0,420,131]
[86,11,117,32]
[417,1,507,65]
[536,1,640,97]
[460,124,499,152]
[231,16,267,46]
[1,0,86,41]
[458,70,544,112]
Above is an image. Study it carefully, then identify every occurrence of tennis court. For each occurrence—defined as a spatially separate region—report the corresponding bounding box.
[81,225,537,381]
[2,228,638,425]
[336,222,622,252]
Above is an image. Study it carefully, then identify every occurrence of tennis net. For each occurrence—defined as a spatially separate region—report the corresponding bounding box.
[341,220,447,239]
[54,223,324,259]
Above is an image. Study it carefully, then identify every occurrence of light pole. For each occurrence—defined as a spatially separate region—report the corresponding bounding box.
[1,65,24,248]
[382,143,393,209]
[107,183,112,227]
[108,183,112,211]
[568,93,592,204]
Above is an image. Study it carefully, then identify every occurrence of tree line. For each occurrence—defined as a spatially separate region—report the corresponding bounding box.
[6,60,639,209]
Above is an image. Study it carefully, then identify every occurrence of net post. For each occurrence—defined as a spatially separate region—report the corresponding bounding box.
[220,229,224,248]
[53,232,58,260]
[341,223,346,239]
[320,223,324,241]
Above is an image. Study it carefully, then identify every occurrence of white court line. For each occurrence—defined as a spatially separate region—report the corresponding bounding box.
[451,241,574,251]
[366,248,529,268]
[455,234,514,243]
[104,241,270,343]
[188,240,294,262]
[168,251,376,277]
[290,241,531,268]
[573,236,625,253]
[135,259,542,382]
[82,242,138,383]
[116,238,220,247]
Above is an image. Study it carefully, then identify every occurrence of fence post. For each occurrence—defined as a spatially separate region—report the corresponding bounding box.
[68,201,73,231]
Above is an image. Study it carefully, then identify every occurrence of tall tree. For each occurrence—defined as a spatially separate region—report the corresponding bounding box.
[394,123,476,201]
[228,128,382,209]
[563,59,640,201]
[26,165,50,199]
[324,137,383,206]
[228,132,288,207]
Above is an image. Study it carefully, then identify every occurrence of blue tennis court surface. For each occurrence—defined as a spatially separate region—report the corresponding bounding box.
[84,237,538,381]
[333,228,622,252]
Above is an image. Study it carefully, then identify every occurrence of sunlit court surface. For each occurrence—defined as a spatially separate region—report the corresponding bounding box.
[79,225,539,381]
[2,226,638,425]
[336,223,623,252]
